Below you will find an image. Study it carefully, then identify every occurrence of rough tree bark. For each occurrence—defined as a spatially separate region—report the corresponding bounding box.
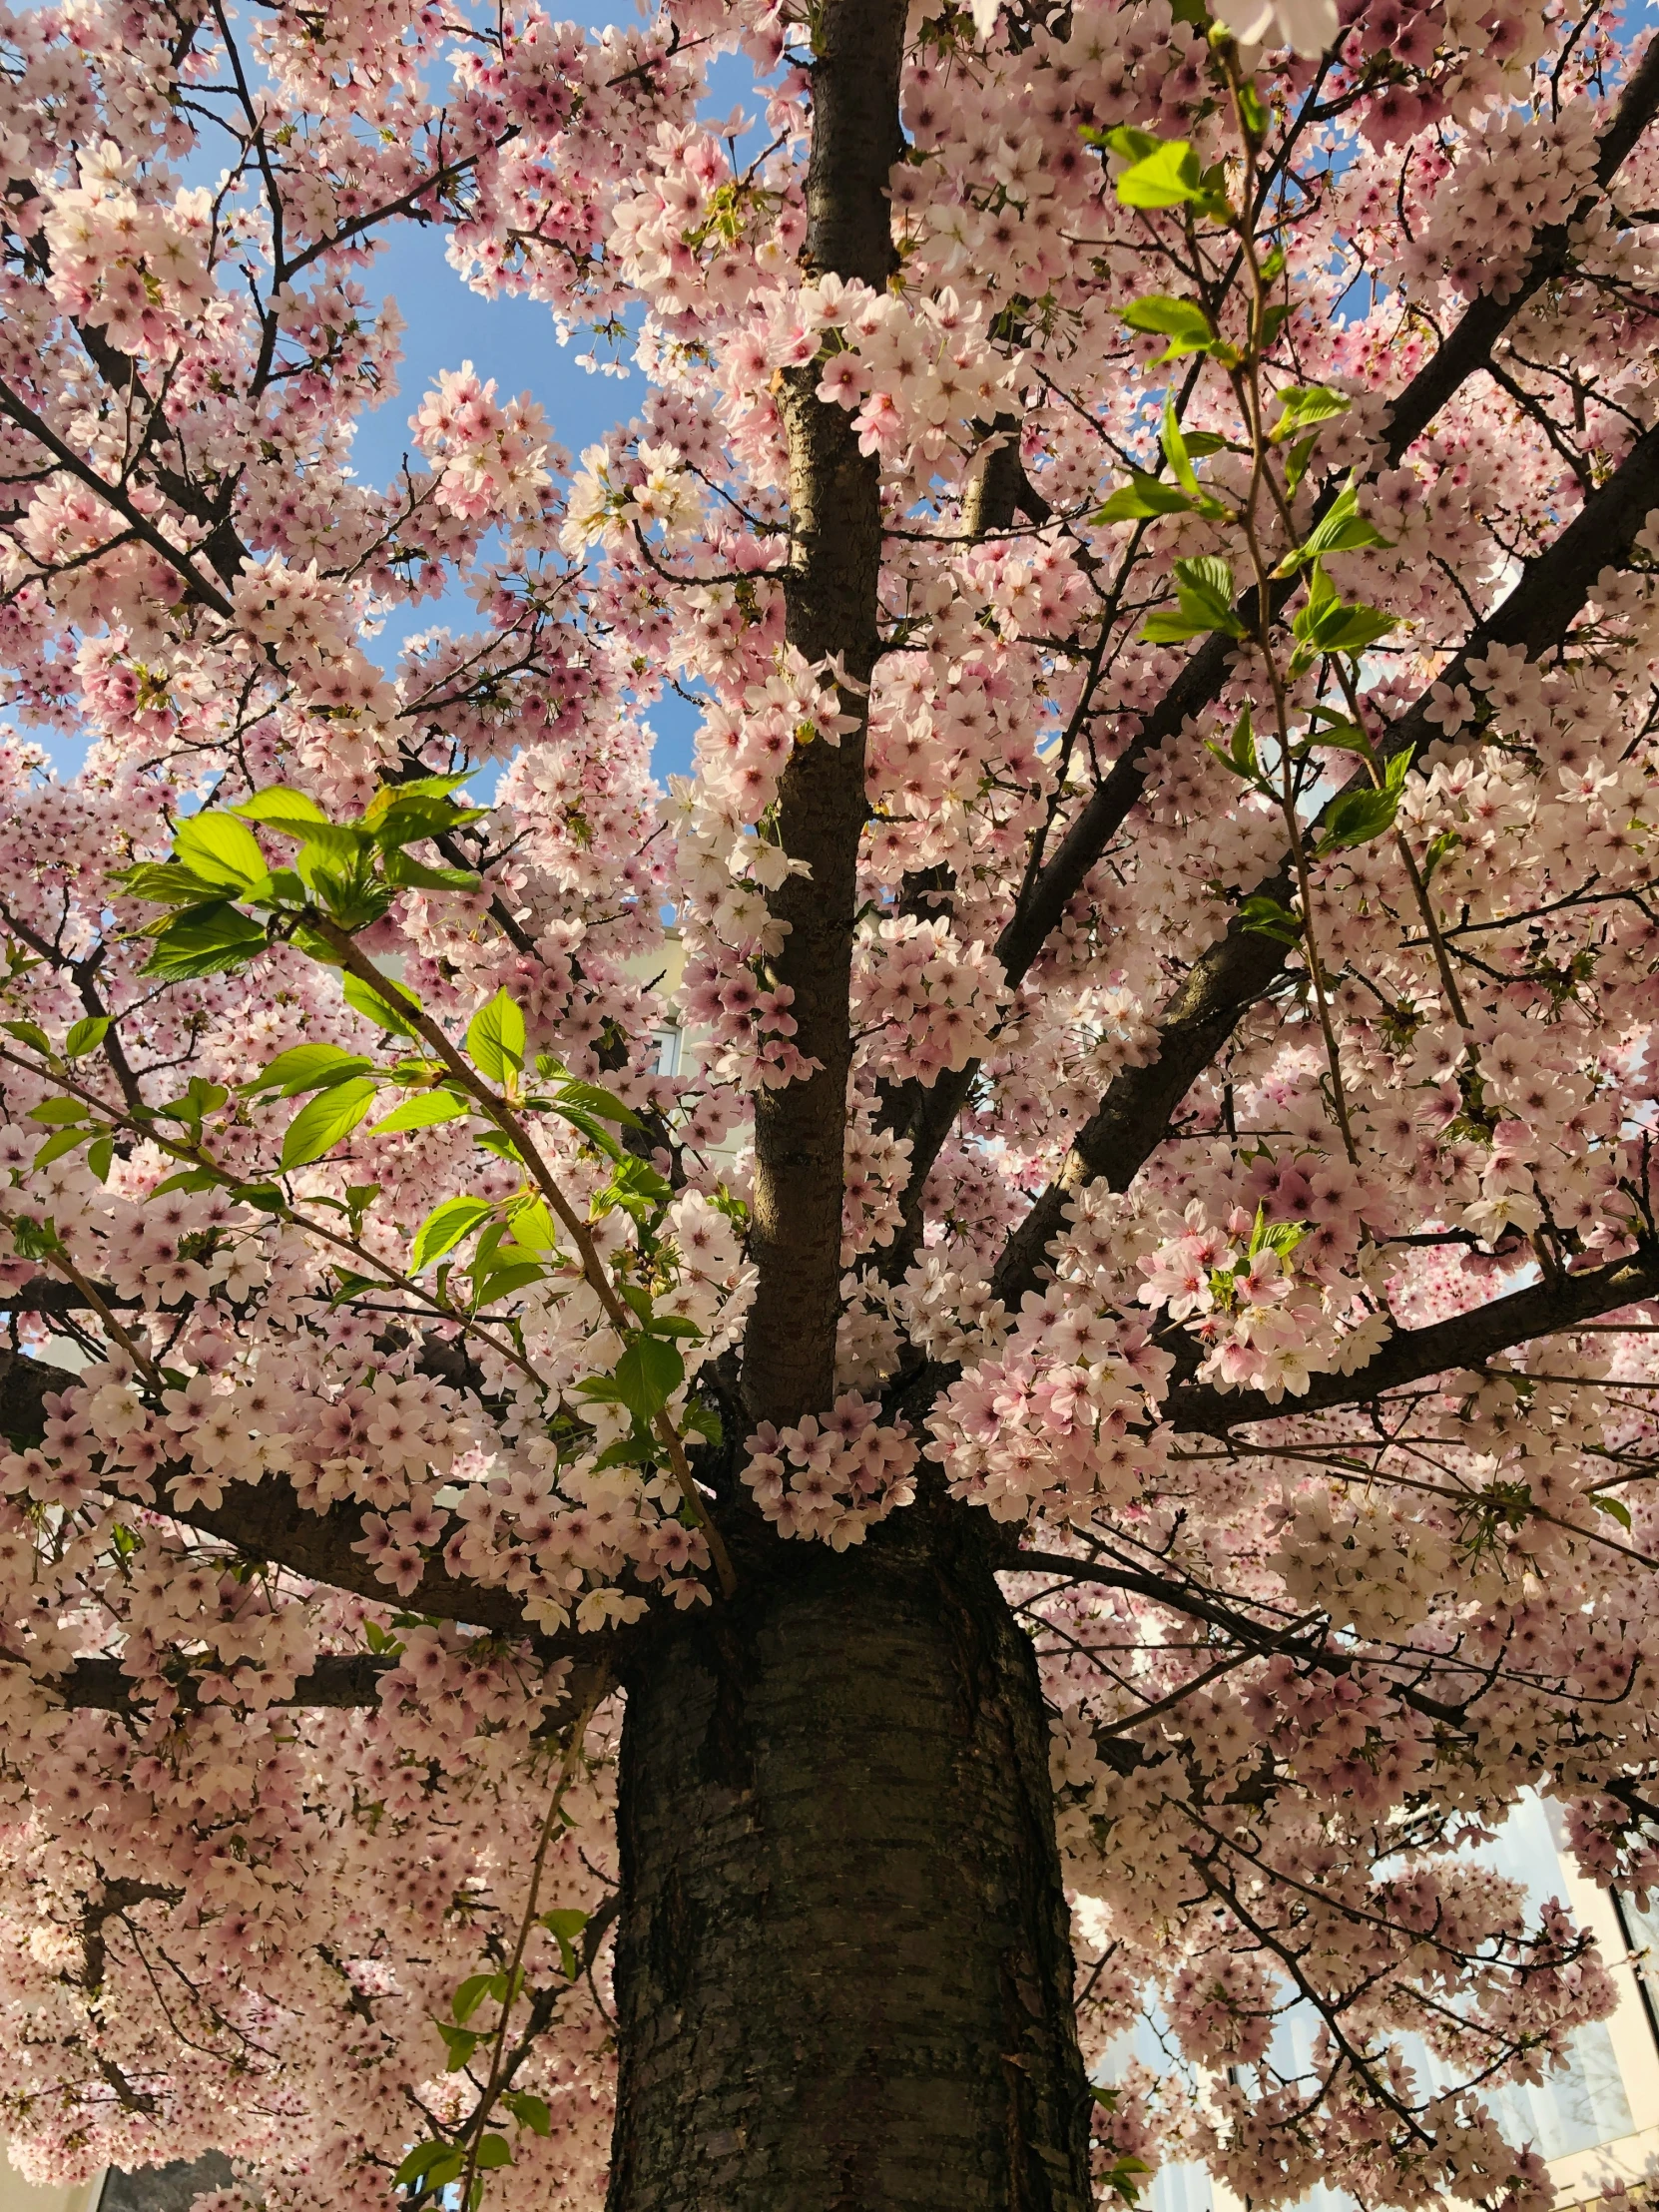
[606,1528,1096,2212]
[607,7,1097,2203]
[743,0,903,1427]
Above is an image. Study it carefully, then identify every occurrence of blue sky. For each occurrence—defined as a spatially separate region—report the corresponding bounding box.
[341,13,769,791]
[37,0,708,787]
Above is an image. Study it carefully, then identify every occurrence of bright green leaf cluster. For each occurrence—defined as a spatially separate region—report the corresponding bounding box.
[1315,746,1414,858]
[1143,554,1243,645]
[1097,128,1230,221]
[119,775,485,982]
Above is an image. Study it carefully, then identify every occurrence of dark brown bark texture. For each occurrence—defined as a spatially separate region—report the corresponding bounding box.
[744,0,905,1429]
[605,1534,1096,2212]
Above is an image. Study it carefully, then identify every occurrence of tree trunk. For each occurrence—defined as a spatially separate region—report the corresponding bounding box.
[743,0,905,1427]
[606,1537,1094,2212]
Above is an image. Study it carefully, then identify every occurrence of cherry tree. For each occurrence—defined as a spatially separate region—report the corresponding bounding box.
[3,0,1659,2205]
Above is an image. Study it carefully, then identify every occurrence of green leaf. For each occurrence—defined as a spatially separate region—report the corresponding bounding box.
[63,1016,110,1059]
[1141,612,1206,644]
[151,1166,230,1197]
[261,817,367,861]
[549,1104,624,1162]
[473,1129,524,1165]
[502,2092,551,2137]
[1094,470,1191,523]
[1282,430,1322,494]
[1248,1204,1307,1261]
[471,1260,547,1308]
[594,1153,673,1219]
[570,1375,624,1405]
[174,812,270,892]
[591,1435,653,1470]
[1295,714,1371,759]
[411,1195,494,1272]
[1160,394,1200,501]
[359,773,475,829]
[683,1397,723,1446]
[1238,893,1302,944]
[1176,555,1235,619]
[33,1125,92,1167]
[370,1091,469,1136]
[1,1020,52,1055]
[1092,125,1160,162]
[539,1906,589,1976]
[644,1313,704,1340]
[1292,569,1397,662]
[1421,829,1460,883]
[452,1972,497,2025]
[435,2021,482,2073]
[1205,706,1260,786]
[614,1155,672,1204]
[168,1074,229,1125]
[1275,482,1389,576]
[139,902,269,981]
[394,2141,466,2191]
[117,857,228,902]
[235,786,330,826]
[1236,77,1269,139]
[234,1181,284,1211]
[87,1136,114,1183]
[383,851,480,891]
[1271,383,1350,442]
[612,1334,684,1425]
[1145,555,1243,644]
[506,1196,558,1253]
[28,1096,90,1124]
[1594,1492,1634,1530]
[1111,135,1218,212]
[366,788,487,849]
[1118,293,1217,362]
[279,1077,379,1171]
[342,970,422,1036]
[467,988,526,1081]
[1103,2152,1153,2205]
[474,2136,513,2172]
[1315,786,1400,856]
[245,1043,375,1098]
[554,1080,643,1130]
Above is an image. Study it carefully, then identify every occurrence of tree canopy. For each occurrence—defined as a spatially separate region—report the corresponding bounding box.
[3,0,1659,2206]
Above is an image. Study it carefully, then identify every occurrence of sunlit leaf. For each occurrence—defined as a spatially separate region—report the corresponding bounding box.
[279,1077,379,1170]
[174,811,269,891]
[612,1334,684,1424]
[411,1195,494,1271]
[245,1043,375,1098]
[467,989,526,1081]
[369,1091,469,1136]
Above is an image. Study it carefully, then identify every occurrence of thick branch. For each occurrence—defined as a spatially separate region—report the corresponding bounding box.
[0,1350,578,1647]
[1163,1249,1659,1436]
[53,1652,393,1711]
[742,0,906,1427]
